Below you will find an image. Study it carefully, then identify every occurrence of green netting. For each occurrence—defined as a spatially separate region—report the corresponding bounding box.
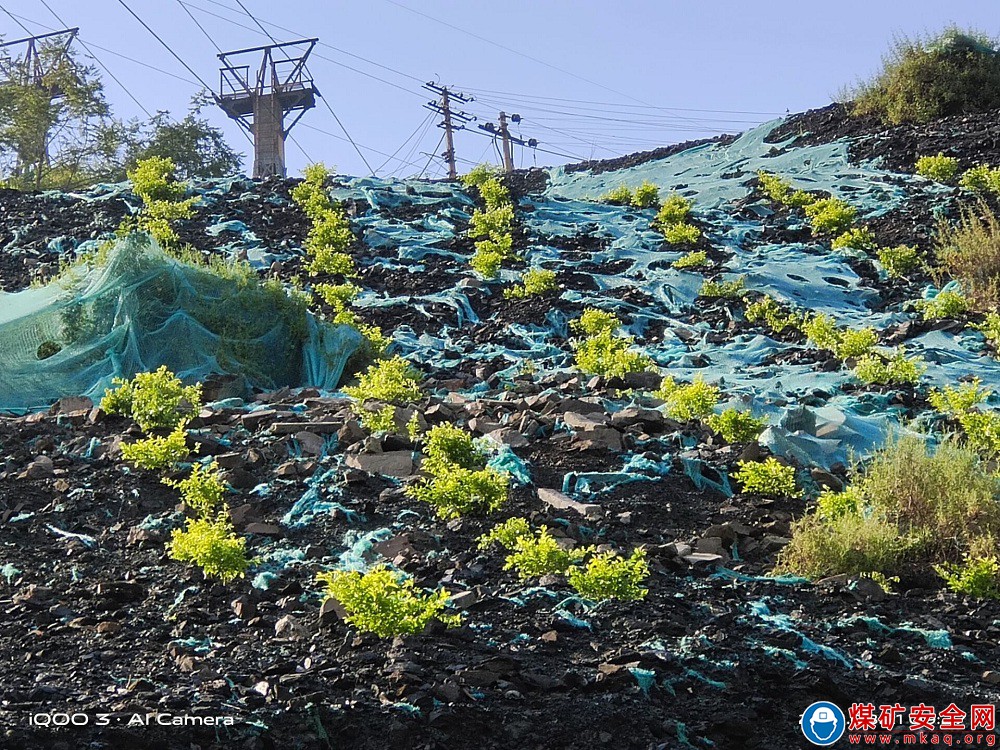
[0,233,362,410]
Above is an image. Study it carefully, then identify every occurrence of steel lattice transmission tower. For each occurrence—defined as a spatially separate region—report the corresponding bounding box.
[217,38,318,179]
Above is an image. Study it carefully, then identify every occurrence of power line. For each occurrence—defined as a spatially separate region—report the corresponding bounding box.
[115,0,216,95]
[176,0,223,54]
[374,110,433,175]
[0,5,33,35]
[38,0,152,117]
[180,0,426,100]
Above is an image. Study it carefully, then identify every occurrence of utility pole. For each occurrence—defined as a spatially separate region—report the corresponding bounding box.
[423,82,474,180]
[217,38,318,178]
[479,112,537,174]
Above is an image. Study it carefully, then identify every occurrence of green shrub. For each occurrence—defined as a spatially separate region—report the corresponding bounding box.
[315,282,360,310]
[128,156,185,203]
[745,295,801,333]
[955,411,1000,456]
[832,227,877,251]
[853,349,925,385]
[162,461,226,516]
[974,312,1000,347]
[567,549,649,601]
[936,205,1000,312]
[291,163,334,220]
[928,379,989,416]
[775,509,913,579]
[655,376,720,422]
[631,181,660,208]
[877,244,921,277]
[408,424,508,518]
[102,366,201,432]
[706,408,767,443]
[757,171,815,208]
[469,204,514,239]
[502,526,592,580]
[461,163,501,190]
[801,313,841,352]
[837,327,879,359]
[805,197,856,236]
[662,222,701,245]
[120,425,189,470]
[571,310,652,378]
[735,457,799,497]
[317,565,459,637]
[572,309,620,336]
[778,436,1000,581]
[815,487,862,520]
[168,516,248,583]
[699,277,745,300]
[671,250,708,270]
[477,178,512,211]
[936,554,1000,598]
[917,289,969,320]
[344,356,421,405]
[601,185,632,205]
[421,424,490,475]
[959,164,1000,194]
[504,268,557,299]
[655,193,692,225]
[850,28,1000,124]
[916,153,960,182]
[478,517,532,551]
[411,464,507,518]
[305,214,355,276]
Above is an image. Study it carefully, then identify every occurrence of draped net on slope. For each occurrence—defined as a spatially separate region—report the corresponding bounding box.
[0,233,362,410]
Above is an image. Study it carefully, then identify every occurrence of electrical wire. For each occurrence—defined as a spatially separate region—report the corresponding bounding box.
[176,0,223,54]
[0,4,33,35]
[116,0,217,96]
[33,0,154,118]
[374,110,433,175]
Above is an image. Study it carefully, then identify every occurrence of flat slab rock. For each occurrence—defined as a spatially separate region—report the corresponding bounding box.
[345,450,415,478]
[537,487,603,519]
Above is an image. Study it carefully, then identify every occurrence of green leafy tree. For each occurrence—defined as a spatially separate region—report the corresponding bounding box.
[0,40,115,189]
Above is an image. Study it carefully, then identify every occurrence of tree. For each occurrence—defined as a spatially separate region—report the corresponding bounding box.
[0,39,115,189]
[125,106,244,180]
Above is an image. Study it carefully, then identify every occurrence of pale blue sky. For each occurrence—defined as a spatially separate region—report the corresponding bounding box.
[2,0,997,177]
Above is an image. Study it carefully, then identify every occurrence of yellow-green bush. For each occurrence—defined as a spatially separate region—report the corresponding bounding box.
[167,516,248,584]
[662,222,701,245]
[477,517,532,551]
[504,268,557,299]
[567,549,649,601]
[853,349,925,385]
[698,277,745,300]
[671,250,708,270]
[655,193,692,225]
[936,205,1000,313]
[601,185,633,206]
[959,164,1000,194]
[102,365,201,432]
[571,310,653,378]
[162,461,226,516]
[655,376,720,422]
[120,425,189,470]
[832,227,877,252]
[631,181,660,208]
[805,197,856,236]
[502,526,592,580]
[706,408,767,443]
[917,289,969,320]
[936,553,1000,599]
[915,153,960,182]
[734,457,799,497]
[877,244,921,277]
[317,565,459,637]
[756,171,815,208]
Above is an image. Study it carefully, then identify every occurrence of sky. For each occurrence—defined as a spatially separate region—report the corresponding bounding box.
[1,0,998,178]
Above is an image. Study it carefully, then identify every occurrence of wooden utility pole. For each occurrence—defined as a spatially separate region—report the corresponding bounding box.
[441,87,457,179]
[423,82,474,180]
[498,111,514,173]
[478,112,536,174]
